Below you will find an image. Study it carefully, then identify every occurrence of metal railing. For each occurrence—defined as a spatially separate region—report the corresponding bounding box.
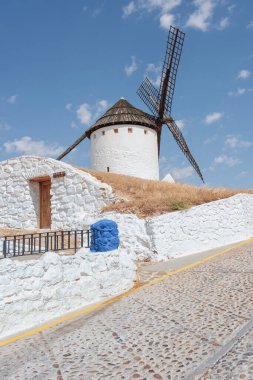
[2,229,92,258]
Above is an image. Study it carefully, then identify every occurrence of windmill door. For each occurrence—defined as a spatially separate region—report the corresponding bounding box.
[40,180,51,229]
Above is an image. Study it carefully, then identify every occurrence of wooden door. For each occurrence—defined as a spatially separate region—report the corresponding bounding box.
[40,180,51,229]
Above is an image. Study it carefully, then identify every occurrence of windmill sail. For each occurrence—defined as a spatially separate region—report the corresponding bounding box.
[57,131,88,160]
[137,77,160,117]
[137,25,204,182]
[164,117,204,182]
[158,26,185,117]
[137,77,163,155]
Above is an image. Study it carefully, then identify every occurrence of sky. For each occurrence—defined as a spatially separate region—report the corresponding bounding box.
[0,0,253,188]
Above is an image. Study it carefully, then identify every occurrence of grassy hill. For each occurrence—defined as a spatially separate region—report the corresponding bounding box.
[83,169,253,217]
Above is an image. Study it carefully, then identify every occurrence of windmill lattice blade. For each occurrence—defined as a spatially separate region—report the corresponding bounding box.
[137,77,160,117]
[56,132,88,160]
[159,26,185,116]
[164,118,204,182]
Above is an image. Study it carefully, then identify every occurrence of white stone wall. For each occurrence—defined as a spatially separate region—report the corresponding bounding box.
[0,156,116,230]
[0,249,136,340]
[90,124,159,180]
[146,194,253,260]
[102,212,155,261]
[83,194,253,262]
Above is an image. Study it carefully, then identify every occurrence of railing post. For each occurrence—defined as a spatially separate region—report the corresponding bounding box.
[30,235,34,255]
[54,232,57,251]
[38,233,42,253]
[61,231,64,250]
[46,233,49,252]
[22,235,25,255]
[3,237,7,258]
[68,231,70,249]
[13,236,17,257]
[81,230,84,248]
[74,230,77,253]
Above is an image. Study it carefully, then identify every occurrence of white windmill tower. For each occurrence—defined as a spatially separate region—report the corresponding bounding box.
[57,26,204,182]
[57,98,160,180]
[89,98,159,179]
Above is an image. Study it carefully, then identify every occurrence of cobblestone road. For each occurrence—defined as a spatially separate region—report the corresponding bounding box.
[1,241,253,379]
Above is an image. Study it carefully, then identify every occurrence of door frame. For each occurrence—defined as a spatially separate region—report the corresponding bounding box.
[30,176,51,229]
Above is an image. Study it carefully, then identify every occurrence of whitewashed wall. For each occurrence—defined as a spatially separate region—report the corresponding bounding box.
[146,194,253,260]
[102,212,156,261]
[0,156,115,230]
[85,194,253,262]
[90,124,159,180]
[0,249,136,340]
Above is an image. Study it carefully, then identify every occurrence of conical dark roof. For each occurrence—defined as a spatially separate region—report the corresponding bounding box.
[86,98,158,137]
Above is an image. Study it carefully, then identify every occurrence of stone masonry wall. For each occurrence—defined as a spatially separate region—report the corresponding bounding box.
[0,156,116,230]
[0,249,136,340]
[146,194,253,260]
[81,194,253,262]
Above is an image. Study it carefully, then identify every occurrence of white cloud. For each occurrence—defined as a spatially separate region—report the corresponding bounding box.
[146,63,162,86]
[214,154,241,167]
[97,99,108,112]
[217,16,230,30]
[4,136,63,157]
[236,88,246,95]
[70,121,77,129]
[65,103,72,111]
[92,7,102,17]
[228,4,236,13]
[0,122,11,131]
[186,0,215,32]
[205,112,223,124]
[125,56,138,76]
[175,119,185,130]
[138,0,181,13]
[6,94,17,104]
[225,135,252,149]
[171,166,194,180]
[238,69,251,79]
[77,103,92,125]
[93,99,109,120]
[247,20,253,29]
[123,0,181,20]
[237,170,247,178]
[204,134,217,144]
[123,1,136,17]
[228,88,246,96]
[160,13,175,29]
[75,99,109,126]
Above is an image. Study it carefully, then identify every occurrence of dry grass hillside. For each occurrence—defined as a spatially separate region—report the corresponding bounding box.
[82,168,253,218]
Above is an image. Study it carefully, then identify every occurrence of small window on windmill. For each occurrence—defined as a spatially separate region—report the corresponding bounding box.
[102,131,105,135]
[107,167,110,172]
[144,130,148,135]
[114,128,118,134]
[128,128,133,133]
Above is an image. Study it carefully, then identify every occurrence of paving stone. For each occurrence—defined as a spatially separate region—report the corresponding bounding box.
[201,326,253,380]
[1,241,253,379]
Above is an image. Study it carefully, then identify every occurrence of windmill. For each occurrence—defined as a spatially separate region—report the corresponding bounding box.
[57,25,204,182]
[137,25,203,182]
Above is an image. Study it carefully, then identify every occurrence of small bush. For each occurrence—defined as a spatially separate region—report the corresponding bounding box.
[170,200,190,211]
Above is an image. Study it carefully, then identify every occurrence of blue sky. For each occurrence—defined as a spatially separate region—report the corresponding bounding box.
[0,0,252,188]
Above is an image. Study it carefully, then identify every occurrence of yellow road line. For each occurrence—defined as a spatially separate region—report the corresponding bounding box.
[1,236,253,348]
